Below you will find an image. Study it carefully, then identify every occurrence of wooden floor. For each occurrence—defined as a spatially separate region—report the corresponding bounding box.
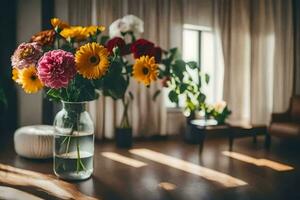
[0,133,300,200]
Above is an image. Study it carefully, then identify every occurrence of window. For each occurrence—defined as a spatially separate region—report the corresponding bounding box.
[166,24,219,108]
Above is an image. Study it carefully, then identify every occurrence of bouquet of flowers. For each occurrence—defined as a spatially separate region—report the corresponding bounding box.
[10,15,205,179]
[105,15,209,129]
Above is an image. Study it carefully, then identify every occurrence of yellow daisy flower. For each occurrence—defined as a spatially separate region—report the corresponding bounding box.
[61,26,99,41]
[51,18,69,29]
[12,68,22,85]
[85,26,106,36]
[60,26,85,41]
[61,26,106,41]
[19,66,43,94]
[133,56,158,86]
[75,42,110,79]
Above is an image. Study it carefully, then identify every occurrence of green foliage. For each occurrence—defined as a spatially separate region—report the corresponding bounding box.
[100,48,130,100]
[186,61,198,69]
[168,90,178,104]
[159,48,210,116]
[99,35,109,45]
[47,74,99,102]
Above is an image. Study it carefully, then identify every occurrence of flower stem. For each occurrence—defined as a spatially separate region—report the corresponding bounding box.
[76,137,86,173]
[65,136,71,155]
[120,98,130,128]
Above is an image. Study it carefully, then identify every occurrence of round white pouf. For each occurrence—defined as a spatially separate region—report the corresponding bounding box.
[14,125,54,159]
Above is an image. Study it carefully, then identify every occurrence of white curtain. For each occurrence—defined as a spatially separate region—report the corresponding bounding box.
[214,0,294,125]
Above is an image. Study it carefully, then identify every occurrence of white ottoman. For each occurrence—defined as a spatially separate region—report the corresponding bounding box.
[14,125,54,159]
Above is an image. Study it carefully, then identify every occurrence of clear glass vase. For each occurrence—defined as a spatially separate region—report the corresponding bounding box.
[53,101,94,180]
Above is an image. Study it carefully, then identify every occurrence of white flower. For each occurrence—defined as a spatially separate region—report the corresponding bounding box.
[122,15,144,37]
[109,19,126,38]
[109,15,144,39]
[206,104,214,113]
[214,101,227,113]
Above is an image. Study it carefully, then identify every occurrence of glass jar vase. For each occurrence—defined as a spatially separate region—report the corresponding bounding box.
[53,101,94,180]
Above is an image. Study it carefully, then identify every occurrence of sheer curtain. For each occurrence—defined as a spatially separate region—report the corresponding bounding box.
[214,0,294,125]
[69,0,183,139]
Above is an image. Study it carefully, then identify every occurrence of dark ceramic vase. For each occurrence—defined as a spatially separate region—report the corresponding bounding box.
[115,128,133,148]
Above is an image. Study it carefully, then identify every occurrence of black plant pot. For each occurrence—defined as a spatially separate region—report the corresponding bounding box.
[115,128,133,148]
[184,112,201,144]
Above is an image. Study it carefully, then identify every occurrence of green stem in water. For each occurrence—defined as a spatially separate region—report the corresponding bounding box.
[65,136,71,155]
[120,98,130,128]
[76,137,86,173]
[61,108,87,173]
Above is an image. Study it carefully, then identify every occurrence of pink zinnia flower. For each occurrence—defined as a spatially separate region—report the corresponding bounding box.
[11,42,43,69]
[37,50,76,89]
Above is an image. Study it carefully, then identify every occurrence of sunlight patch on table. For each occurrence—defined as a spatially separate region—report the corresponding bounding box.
[0,186,43,200]
[102,152,147,168]
[222,151,294,171]
[130,148,247,187]
[0,163,97,200]
[158,182,177,190]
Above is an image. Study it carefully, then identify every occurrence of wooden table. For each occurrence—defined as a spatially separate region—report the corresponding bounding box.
[190,120,268,155]
[190,119,231,155]
[229,123,268,151]
[1,130,300,200]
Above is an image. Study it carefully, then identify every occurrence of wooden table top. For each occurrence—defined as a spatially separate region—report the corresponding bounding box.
[0,131,300,200]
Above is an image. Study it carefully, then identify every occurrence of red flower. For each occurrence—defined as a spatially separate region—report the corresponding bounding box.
[106,37,126,55]
[131,39,162,63]
[151,47,162,63]
[130,39,154,59]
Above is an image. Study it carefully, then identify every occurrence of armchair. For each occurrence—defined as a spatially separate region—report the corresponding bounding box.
[267,96,300,147]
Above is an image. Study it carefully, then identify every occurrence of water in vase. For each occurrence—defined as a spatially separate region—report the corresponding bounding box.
[54,132,94,180]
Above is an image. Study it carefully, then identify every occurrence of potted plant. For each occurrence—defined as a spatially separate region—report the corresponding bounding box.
[166,64,209,143]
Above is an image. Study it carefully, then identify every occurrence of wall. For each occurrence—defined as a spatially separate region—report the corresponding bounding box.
[183,0,213,27]
[54,0,68,21]
[17,0,42,126]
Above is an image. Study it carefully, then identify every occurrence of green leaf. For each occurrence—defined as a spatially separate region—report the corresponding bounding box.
[169,48,178,55]
[172,59,186,81]
[187,61,198,69]
[47,88,61,100]
[198,76,202,88]
[179,83,188,93]
[152,90,161,101]
[197,93,206,103]
[103,75,128,100]
[205,73,210,84]
[100,35,109,45]
[168,90,178,103]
